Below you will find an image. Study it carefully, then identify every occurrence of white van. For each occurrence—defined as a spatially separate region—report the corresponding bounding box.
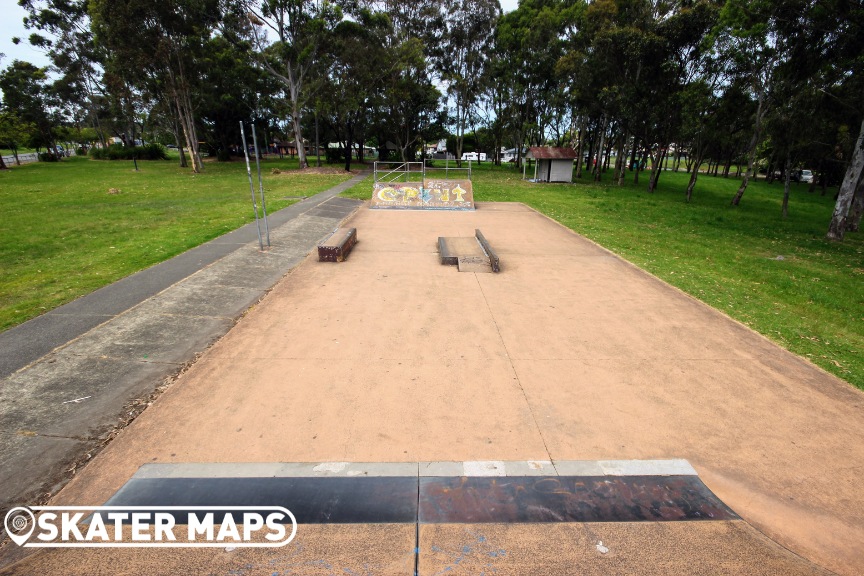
[461,152,487,161]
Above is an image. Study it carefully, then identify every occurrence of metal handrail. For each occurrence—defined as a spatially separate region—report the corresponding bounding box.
[373,160,473,184]
[374,161,425,183]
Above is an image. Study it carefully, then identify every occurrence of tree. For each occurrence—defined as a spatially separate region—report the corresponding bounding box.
[496,0,579,168]
[246,0,342,169]
[378,16,444,161]
[715,0,787,206]
[319,9,389,171]
[0,110,36,167]
[0,60,58,158]
[434,0,500,167]
[90,0,219,173]
[18,0,108,145]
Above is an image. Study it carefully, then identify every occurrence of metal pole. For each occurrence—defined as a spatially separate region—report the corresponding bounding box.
[315,110,321,167]
[240,122,264,251]
[251,123,271,247]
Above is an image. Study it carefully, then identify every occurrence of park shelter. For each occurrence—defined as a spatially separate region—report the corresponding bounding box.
[525,147,577,183]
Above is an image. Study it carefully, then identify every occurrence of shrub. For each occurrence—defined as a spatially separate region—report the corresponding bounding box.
[89,143,168,161]
[38,152,59,162]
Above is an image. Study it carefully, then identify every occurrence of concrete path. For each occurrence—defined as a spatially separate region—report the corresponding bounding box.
[0,173,367,516]
[3,202,864,575]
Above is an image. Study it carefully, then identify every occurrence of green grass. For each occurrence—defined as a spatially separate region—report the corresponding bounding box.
[1,147,37,155]
[343,164,864,390]
[0,155,352,331]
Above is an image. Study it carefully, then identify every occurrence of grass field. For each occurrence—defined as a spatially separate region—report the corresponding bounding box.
[343,164,864,390]
[0,155,352,331]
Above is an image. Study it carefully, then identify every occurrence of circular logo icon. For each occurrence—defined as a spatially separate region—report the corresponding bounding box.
[4,507,35,546]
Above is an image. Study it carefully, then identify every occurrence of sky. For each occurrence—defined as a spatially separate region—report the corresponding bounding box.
[0,1,51,69]
[0,0,521,71]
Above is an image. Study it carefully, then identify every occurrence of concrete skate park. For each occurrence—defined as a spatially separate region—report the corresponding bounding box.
[1,173,863,575]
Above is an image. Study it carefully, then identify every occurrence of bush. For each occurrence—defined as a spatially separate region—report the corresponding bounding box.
[89,143,168,161]
[325,147,344,164]
[38,152,59,162]
[216,149,231,162]
[75,147,88,156]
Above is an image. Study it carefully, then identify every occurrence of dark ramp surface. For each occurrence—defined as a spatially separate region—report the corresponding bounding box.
[102,474,734,525]
[0,463,831,576]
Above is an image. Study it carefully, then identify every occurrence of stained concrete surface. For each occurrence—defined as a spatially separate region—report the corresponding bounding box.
[0,525,417,576]
[418,522,833,576]
[3,202,863,575]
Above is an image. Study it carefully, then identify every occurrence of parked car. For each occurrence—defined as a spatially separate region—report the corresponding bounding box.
[792,169,814,183]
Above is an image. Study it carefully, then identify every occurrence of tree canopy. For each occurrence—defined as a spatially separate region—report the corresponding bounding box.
[2,0,862,236]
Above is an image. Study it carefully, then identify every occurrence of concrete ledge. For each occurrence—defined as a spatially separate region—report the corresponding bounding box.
[130,459,697,479]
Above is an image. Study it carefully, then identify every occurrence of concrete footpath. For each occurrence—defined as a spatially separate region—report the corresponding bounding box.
[0,172,367,516]
[3,201,864,575]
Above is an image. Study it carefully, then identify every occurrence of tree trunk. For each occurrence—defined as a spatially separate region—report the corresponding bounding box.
[0,153,7,170]
[732,81,768,205]
[574,116,586,179]
[809,159,821,193]
[847,180,864,232]
[616,133,627,185]
[594,115,607,182]
[782,152,791,219]
[827,118,864,240]
[343,119,354,173]
[603,131,613,171]
[647,146,666,193]
[686,152,704,202]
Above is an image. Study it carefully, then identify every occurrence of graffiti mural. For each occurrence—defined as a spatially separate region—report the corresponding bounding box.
[370,180,474,210]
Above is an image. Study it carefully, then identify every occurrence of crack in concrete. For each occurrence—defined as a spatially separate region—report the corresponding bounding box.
[471,273,555,464]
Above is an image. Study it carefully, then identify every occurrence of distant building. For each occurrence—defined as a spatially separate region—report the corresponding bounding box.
[525,147,577,183]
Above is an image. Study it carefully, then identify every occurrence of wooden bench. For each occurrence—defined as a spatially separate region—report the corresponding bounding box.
[318,227,358,262]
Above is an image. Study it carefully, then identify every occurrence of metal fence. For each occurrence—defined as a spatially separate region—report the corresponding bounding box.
[1,153,39,165]
[373,160,472,184]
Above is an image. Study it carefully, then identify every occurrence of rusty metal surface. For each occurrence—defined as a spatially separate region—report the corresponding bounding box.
[419,476,738,524]
[97,474,736,527]
[526,147,578,160]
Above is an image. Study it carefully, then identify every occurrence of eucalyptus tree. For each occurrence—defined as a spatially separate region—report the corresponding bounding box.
[17,0,107,141]
[0,110,35,167]
[0,60,58,158]
[811,0,864,240]
[366,0,445,162]
[433,0,500,166]
[90,0,219,172]
[244,0,343,169]
[496,0,579,168]
[712,0,788,206]
[318,8,390,171]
